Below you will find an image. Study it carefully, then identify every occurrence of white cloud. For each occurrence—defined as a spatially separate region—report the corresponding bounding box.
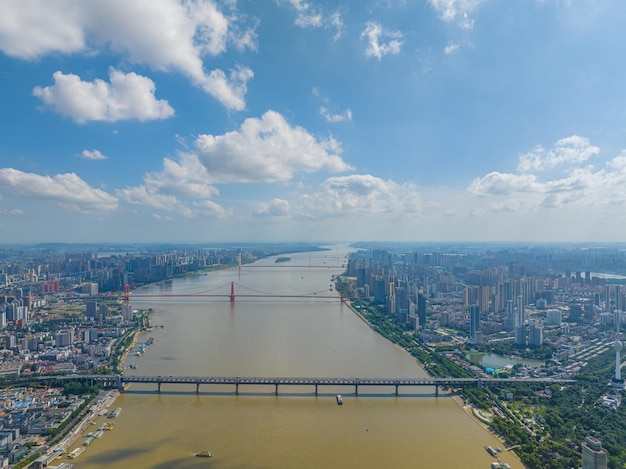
[200,65,254,111]
[193,110,352,183]
[1,0,256,110]
[320,106,352,123]
[295,174,421,217]
[192,199,232,218]
[468,136,626,211]
[517,135,600,172]
[253,198,290,217]
[282,0,343,38]
[0,0,86,59]
[80,149,108,160]
[428,0,484,28]
[287,0,323,27]
[118,152,224,216]
[444,42,460,54]
[117,185,193,217]
[33,69,174,123]
[144,153,219,199]
[361,22,403,60]
[0,168,118,212]
[469,171,541,196]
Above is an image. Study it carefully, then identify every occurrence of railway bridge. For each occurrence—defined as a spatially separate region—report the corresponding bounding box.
[111,375,574,397]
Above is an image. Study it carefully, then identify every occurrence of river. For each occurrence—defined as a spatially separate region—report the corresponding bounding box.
[73,246,523,468]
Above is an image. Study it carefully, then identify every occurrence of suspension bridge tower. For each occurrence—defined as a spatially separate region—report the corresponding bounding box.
[230,281,236,302]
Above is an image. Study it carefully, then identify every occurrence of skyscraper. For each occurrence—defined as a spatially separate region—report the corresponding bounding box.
[612,315,624,388]
[515,295,526,346]
[469,305,482,344]
[581,436,607,469]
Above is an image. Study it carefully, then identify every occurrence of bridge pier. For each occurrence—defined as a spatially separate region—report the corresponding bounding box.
[235,383,239,395]
[157,382,161,393]
[196,383,200,394]
[395,384,399,396]
[315,384,318,396]
[355,384,358,396]
[275,383,279,396]
[435,384,438,397]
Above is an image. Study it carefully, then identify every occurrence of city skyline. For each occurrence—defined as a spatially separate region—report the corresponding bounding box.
[1,1,626,243]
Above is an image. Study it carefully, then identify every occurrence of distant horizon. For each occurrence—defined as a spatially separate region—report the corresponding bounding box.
[4,240,626,249]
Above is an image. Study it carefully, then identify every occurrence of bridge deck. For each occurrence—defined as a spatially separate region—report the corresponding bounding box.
[118,375,574,387]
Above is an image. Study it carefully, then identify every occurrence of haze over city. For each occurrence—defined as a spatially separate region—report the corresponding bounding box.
[1,0,626,243]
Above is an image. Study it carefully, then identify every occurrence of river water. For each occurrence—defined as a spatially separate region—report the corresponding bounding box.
[74,247,523,468]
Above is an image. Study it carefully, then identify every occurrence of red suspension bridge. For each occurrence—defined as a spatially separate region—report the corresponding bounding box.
[124,281,347,303]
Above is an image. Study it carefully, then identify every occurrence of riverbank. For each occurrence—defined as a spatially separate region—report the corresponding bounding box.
[54,389,119,453]
[449,392,525,468]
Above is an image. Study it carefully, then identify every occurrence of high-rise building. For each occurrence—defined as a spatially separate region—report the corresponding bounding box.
[417,293,426,327]
[55,330,73,347]
[515,295,526,346]
[529,321,543,347]
[503,299,515,331]
[86,301,98,319]
[581,436,607,469]
[469,305,482,344]
[122,303,134,321]
[612,316,624,388]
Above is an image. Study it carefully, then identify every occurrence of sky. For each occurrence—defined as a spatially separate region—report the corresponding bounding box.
[1,0,626,244]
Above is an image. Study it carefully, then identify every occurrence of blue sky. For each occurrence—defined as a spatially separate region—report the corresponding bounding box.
[1,0,626,243]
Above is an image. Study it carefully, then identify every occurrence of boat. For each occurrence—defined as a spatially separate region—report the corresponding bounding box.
[195,451,212,458]
[93,430,104,438]
[336,394,343,405]
[67,447,85,459]
[108,407,122,418]
[103,422,115,430]
[83,437,94,446]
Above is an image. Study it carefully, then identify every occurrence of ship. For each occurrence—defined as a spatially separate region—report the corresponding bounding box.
[195,451,212,458]
[103,422,115,430]
[336,394,343,405]
[485,446,498,457]
[108,407,122,418]
[67,447,85,459]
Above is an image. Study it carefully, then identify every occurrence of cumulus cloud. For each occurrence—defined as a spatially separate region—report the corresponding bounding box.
[0,168,117,212]
[117,185,193,217]
[33,69,174,123]
[192,199,232,218]
[193,110,352,183]
[428,0,484,28]
[0,0,86,58]
[361,22,403,60]
[80,149,107,160]
[200,65,254,111]
[118,152,227,217]
[517,135,600,172]
[468,136,626,210]
[2,0,256,109]
[253,198,290,217]
[143,153,219,199]
[295,174,421,218]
